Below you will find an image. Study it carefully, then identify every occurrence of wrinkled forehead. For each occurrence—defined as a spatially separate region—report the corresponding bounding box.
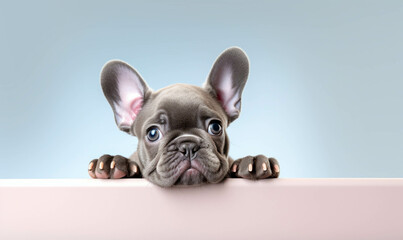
[147,84,226,130]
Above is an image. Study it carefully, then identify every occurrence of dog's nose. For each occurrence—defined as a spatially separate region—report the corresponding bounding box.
[178,142,199,160]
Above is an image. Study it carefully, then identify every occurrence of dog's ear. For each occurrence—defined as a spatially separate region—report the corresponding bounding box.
[101,60,151,135]
[204,47,249,123]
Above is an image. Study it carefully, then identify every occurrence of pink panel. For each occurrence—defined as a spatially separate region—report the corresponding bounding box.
[1,178,403,240]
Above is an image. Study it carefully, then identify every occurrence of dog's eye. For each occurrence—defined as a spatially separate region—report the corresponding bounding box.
[147,127,161,142]
[208,121,222,135]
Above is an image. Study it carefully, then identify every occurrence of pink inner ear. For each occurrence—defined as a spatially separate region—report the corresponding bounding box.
[113,68,145,130]
[215,66,241,118]
[131,97,143,116]
[114,95,143,130]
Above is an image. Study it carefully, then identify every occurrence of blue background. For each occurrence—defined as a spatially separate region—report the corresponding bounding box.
[0,1,402,178]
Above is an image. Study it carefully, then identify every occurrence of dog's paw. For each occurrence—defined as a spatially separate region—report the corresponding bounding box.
[88,154,141,179]
[230,155,280,179]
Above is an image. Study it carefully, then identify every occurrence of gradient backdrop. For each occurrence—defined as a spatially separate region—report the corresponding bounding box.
[0,1,402,178]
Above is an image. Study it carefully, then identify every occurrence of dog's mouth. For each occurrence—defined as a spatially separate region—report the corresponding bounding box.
[182,168,200,177]
[174,160,207,185]
[148,138,227,187]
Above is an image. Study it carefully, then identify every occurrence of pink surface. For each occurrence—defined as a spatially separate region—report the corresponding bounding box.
[1,178,402,240]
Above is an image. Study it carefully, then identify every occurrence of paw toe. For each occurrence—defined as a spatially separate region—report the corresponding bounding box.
[95,154,113,179]
[269,158,280,178]
[88,159,97,179]
[111,168,127,179]
[128,161,140,177]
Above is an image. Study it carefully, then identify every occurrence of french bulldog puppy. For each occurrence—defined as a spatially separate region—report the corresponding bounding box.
[88,47,280,187]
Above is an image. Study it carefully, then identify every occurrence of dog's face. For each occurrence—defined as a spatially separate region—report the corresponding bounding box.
[101,47,249,187]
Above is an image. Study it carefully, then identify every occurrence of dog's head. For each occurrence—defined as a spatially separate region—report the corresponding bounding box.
[101,47,249,187]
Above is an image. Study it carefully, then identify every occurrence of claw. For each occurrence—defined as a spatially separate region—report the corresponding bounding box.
[130,164,138,174]
[274,165,280,173]
[262,162,267,172]
[110,161,115,169]
[248,163,253,172]
[99,162,104,170]
[88,162,94,171]
[231,164,238,173]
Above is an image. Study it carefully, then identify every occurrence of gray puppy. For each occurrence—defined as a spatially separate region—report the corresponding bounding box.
[88,47,280,187]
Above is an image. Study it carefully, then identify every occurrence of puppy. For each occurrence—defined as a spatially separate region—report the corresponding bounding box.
[88,47,280,187]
